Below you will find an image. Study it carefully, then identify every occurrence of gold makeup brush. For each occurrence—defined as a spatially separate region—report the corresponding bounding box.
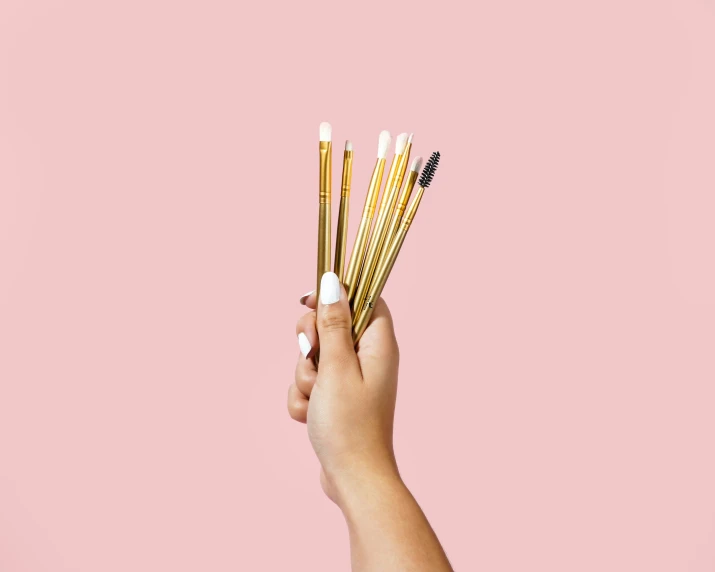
[344,130,391,303]
[334,141,353,281]
[353,152,440,343]
[316,122,332,299]
[351,133,411,319]
[384,156,422,248]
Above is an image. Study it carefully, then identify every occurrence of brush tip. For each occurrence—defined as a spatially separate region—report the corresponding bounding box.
[395,133,408,154]
[410,156,423,172]
[408,133,414,144]
[377,130,392,159]
[418,152,440,188]
[319,122,332,142]
[345,140,353,151]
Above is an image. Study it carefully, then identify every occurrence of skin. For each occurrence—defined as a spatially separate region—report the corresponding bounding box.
[289,276,453,571]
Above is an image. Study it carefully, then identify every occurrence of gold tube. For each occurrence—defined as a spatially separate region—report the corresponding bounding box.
[334,145,353,281]
[351,142,411,319]
[317,140,332,298]
[380,149,401,209]
[384,164,419,250]
[353,185,425,343]
[344,157,386,302]
[395,138,412,191]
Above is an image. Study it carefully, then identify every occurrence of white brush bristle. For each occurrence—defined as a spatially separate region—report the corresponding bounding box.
[345,140,353,151]
[395,133,408,154]
[319,122,332,142]
[408,133,414,144]
[410,156,423,172]
[377,130,391,159]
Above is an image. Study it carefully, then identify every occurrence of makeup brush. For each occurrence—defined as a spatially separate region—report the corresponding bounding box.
[353,152,441,343]
[351,133,411,319]
[383,156,422,249]
[334,141,354,281]
[316,122,332,299]
[377,133,408,220]
[344,130,391,303]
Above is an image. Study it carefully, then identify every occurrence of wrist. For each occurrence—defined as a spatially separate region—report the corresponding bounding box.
[327,457,405,515]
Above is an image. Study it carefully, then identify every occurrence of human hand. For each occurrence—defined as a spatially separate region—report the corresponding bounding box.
[288,272,400,506]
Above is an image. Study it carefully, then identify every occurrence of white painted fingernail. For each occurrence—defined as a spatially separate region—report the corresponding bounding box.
[297,332,312,358]
[320,272,341,305]
[299,290,314,305]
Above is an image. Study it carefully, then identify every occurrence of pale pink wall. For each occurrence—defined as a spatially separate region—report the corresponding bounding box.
[1,1,714,570]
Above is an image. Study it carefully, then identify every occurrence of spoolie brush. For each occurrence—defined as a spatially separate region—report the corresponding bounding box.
[418,151,439,188]
[353,152,441,342]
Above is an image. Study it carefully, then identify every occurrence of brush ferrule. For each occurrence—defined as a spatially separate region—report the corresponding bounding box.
[341,150,353,197]
[381,153,402,206]
[398,170,419,209]
[401,186,425,229]
[319,141,332,204]
[395,143,412,189]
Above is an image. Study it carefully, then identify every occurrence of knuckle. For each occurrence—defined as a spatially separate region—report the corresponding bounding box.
[286,392,306,422]
[320,352,355,377]
[319,310,351,334]
[296,371,315,395]
[295,310,316,335]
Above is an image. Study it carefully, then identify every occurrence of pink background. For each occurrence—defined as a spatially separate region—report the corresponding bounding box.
[1,0,714,570]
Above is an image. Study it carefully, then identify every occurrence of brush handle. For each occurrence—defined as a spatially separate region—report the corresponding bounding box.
[344,215,372,304]
[334,149,353,281]
[334,198,349,282]
[352,185,425,343]
[316,203,331,296]
[352,226,407,343]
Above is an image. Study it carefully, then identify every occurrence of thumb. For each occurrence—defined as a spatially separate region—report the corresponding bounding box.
[317,272,360,375]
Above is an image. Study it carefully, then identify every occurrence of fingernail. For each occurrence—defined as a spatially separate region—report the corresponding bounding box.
[299,290,314,305]
[297,332,312,358]
[320,272,341,305]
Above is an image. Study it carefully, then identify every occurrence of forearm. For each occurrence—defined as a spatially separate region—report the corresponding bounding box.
[336,469,453,572]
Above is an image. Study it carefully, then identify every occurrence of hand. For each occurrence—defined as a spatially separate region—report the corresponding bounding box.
[288,272,400,505]
[289,272,452,571]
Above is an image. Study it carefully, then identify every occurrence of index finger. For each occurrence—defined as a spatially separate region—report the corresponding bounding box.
[299,290,317,309]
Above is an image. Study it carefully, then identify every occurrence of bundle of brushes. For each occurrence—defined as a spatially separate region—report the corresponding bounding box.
[316,122,441,345]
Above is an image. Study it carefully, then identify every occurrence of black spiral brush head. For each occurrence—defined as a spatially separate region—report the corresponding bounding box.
[418,151,440,188]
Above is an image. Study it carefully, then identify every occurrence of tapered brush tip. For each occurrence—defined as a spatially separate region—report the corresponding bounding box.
[410,156,423,172]
[345,140,353,151]
[418,152,440,188]
[377,130,392,159]
[395,133,409,154]
[319,122,332,142]
[408,133,414,144]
